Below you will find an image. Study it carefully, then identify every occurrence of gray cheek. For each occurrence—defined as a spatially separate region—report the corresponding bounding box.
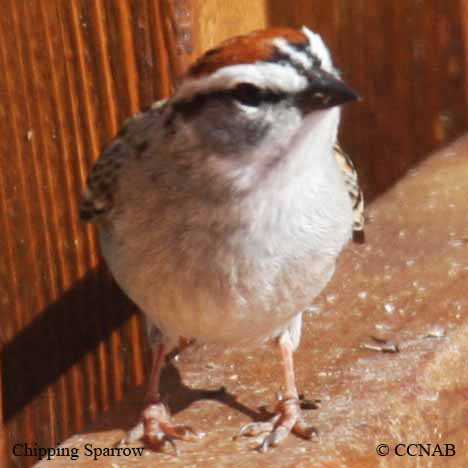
[192,103,272,156]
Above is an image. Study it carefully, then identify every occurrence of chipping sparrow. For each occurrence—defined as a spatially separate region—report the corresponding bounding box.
[80,26,363,452]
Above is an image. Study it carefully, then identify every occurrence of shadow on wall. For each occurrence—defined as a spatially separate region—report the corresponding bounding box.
[1,264,138,423]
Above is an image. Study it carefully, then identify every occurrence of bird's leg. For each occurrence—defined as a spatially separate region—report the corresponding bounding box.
[119,342,200,453]
[239,339,317,452]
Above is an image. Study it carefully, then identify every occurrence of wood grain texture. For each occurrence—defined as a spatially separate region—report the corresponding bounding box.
[0,357,6,468]
[0,1,174,466]
[0,1,467,467]
[194,0,268,54]
[160,0,198,81]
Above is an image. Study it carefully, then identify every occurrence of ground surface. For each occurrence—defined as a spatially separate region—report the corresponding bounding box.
[37,136,468,467]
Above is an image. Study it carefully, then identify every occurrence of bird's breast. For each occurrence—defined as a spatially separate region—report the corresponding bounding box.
[99,142,353,347]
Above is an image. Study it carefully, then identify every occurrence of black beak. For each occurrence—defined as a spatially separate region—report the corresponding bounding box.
[297,69,359,113]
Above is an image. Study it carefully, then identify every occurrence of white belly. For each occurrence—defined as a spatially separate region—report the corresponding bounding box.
[99,148,353,348]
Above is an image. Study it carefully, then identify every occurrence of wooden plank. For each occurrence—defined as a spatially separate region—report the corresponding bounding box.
[37,134,468,468]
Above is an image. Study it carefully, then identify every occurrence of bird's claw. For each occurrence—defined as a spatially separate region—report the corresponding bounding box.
[117,402,203,455]
[237,397,317,452]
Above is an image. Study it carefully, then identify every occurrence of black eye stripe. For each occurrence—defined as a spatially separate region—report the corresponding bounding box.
[172,85,285,117]
[230,83,263,106]
[230,83,284,106]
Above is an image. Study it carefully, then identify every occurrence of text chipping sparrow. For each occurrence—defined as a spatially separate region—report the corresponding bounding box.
[80,26,364,452]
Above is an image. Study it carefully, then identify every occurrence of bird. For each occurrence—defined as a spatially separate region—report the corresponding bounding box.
[79,26,364,453]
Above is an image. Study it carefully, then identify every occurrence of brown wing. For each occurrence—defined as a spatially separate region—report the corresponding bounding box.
[333,144,365,243]
[79,99,168,222]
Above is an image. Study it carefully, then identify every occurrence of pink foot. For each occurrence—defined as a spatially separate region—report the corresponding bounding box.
[239,397,317,452]
[118,402,202,454]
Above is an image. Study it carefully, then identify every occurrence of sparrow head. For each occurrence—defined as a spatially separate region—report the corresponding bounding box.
[167,27,358,159]
[79,27,359,221]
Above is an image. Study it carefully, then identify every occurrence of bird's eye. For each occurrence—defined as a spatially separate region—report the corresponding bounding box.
[231,83,263,107]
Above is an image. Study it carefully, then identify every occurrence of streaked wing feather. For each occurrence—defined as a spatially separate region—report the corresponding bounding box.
[333,143,365,242]
[79,99,168,222]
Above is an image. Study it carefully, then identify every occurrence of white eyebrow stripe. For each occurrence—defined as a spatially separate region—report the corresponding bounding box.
[176,62,309,101]
[272,37,313,70]
[301,26,333,73]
